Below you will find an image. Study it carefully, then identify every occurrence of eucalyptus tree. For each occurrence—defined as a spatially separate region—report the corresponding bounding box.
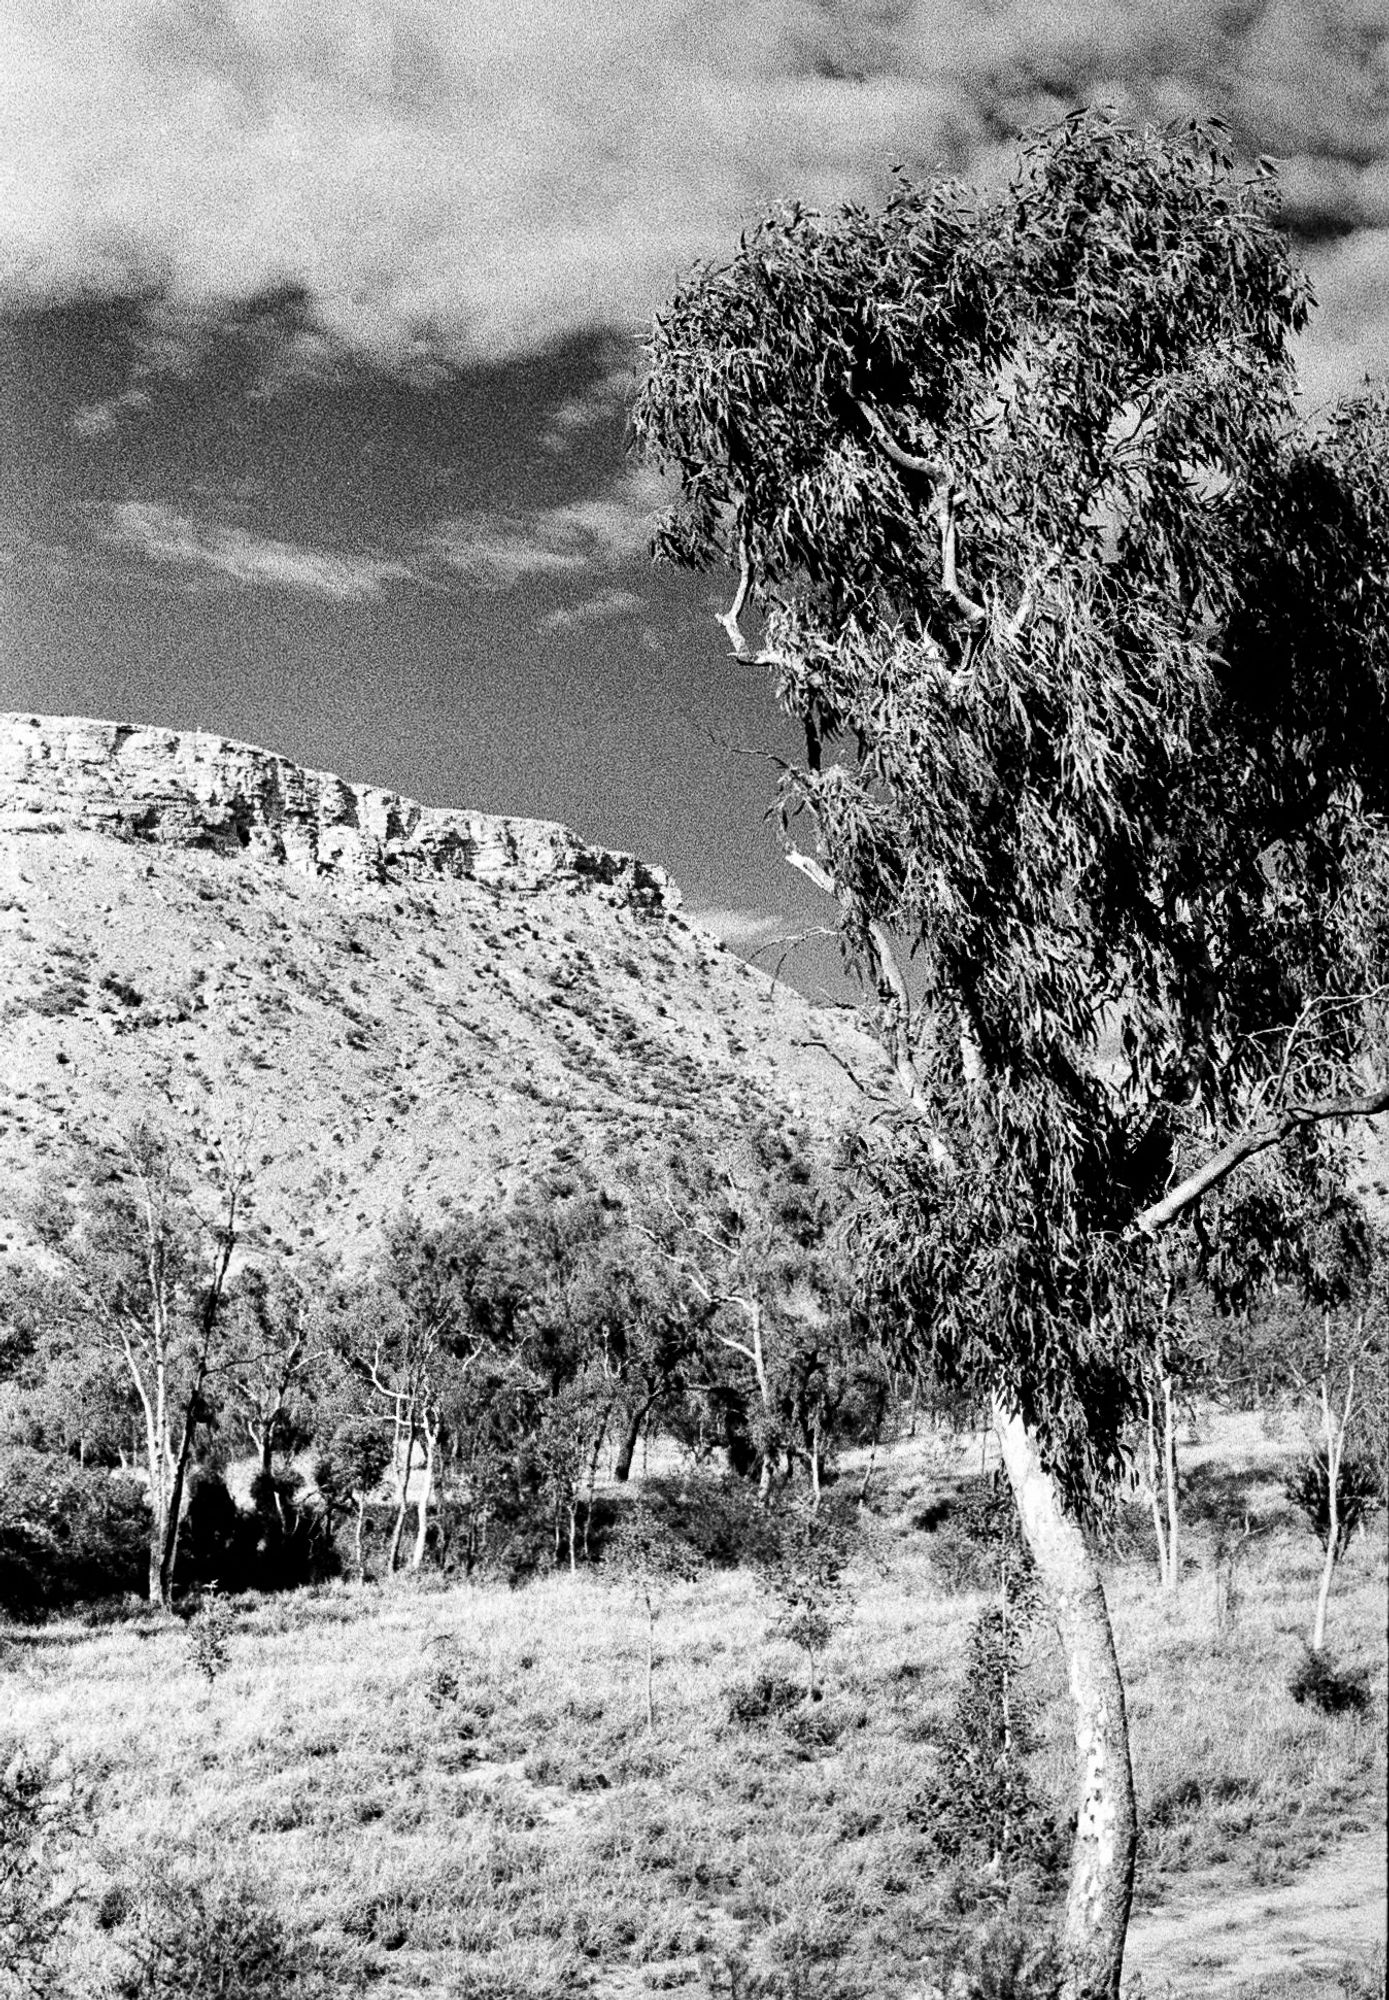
[23,1123,250,1608]
[634,109,1388,2000]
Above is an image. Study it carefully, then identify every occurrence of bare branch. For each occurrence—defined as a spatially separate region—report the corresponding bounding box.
[1136,1084,1389,1235]
[935,488,987,629]
[718,527,754,656]
[795,1034,891,1102]
[854,397,948,481]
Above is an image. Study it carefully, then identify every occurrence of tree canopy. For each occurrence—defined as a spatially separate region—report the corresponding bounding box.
[634,109,1389,1506]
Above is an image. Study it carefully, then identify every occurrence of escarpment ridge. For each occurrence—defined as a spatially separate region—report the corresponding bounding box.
[0,714,677,911]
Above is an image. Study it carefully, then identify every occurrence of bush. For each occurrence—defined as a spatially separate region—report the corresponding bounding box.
[1288,1646,1371,1716]
[0,1742,81,2000]
[109,1863,322,1999]
[726,1672,803,1726]
[0,1447,147,1620]
[930,1909,1061,2000]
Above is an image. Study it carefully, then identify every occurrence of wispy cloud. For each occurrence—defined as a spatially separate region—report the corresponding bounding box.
[540,359,638,455]
[538,588,642,634]
[70,389,152,439]
[105,501,410,602]
[428,467,665,588]
[689,905,787,949]
[0,1,1380,394]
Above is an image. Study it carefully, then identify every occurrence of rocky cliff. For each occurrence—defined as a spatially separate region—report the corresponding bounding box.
[0,714,677,911]
[0,712,874,1262]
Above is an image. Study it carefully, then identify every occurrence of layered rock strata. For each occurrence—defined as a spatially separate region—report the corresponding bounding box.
[0,714,677,911]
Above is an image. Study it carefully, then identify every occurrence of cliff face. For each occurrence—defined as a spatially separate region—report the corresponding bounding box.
[0,714,678,911]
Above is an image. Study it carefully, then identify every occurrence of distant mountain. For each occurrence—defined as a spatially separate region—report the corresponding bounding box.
[0,715,877,1259]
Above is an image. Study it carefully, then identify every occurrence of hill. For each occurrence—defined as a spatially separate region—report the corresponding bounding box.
[0,714,877,1259]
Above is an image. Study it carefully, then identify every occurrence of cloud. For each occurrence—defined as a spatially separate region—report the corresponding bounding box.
[428,466,665,587]
[689,905,786,949]
[105,500,411,601]
[0,0,1383,393]
[538,588,642,634]
[539,349,641,453]
[70,389,153,439]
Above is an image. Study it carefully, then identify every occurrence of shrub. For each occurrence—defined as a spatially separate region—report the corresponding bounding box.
[1288,1646,1372,1716]
[931,1909,1062,2000]
[109,1864,317,1999]
[0,1448,147,1620]
[0,1742,81,2000]
[726,1672,802,1726]
[186,1594,233,1686]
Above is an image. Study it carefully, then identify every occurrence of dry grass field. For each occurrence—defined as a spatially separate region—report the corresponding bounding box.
[2,1414,1384,2000]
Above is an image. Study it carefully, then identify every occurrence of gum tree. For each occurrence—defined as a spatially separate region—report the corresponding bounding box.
[634,110,1388,2000]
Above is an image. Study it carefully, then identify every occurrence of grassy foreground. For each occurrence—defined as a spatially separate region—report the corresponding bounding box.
[3,1416,1385,2000]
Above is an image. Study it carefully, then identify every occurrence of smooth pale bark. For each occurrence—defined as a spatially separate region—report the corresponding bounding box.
[1162,1377,1179,1593]
[411,1424,437,1571]
[1145,1394,1170,1588]
[387,1416,417,1575]
[995,1403,1138,2000]
[1311,1326,1357,1653]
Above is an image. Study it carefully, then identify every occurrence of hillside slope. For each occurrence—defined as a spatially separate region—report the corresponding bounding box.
[0,714,876,1258]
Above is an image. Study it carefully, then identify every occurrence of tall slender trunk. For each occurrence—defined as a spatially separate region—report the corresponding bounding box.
[582,1404,614,1560]
[995,1402,1137,2000]
[1145,1394,1169,1588]
[1162,1375,1179,1592]
[388,1416,417,1574]
[1311,1327,1355,1653]
[411,1425,436,1571]
[354,1493,367,1582]
[157,1355,210,1608]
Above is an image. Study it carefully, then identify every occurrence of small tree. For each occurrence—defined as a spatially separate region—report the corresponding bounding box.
[1285,1281,1386,1651]
[606,1497,704,1728]
[754,1497,855,1703]
[317,1418,391,1583]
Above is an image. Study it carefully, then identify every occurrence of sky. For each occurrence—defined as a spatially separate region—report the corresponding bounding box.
[1,0,1385,995]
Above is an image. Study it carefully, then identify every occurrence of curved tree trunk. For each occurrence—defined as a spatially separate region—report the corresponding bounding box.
[994,1402,1138,2000]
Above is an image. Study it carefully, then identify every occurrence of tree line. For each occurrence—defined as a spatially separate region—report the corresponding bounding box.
[0,1112,897,1614]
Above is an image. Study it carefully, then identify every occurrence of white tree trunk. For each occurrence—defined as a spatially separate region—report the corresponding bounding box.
[411,1426,436,1571]
[995,1403,1138,2000]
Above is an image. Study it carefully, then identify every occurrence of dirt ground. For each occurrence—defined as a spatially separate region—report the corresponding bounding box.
[1125,1823,1387,1996]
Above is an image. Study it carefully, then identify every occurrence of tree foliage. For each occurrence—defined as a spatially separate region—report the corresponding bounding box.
[633,109,1389,1506]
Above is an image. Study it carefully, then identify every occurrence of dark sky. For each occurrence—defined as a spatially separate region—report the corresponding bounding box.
[0,1,1384,992]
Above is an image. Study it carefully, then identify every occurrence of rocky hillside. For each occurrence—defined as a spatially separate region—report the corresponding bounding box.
[0,715,877,1261]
